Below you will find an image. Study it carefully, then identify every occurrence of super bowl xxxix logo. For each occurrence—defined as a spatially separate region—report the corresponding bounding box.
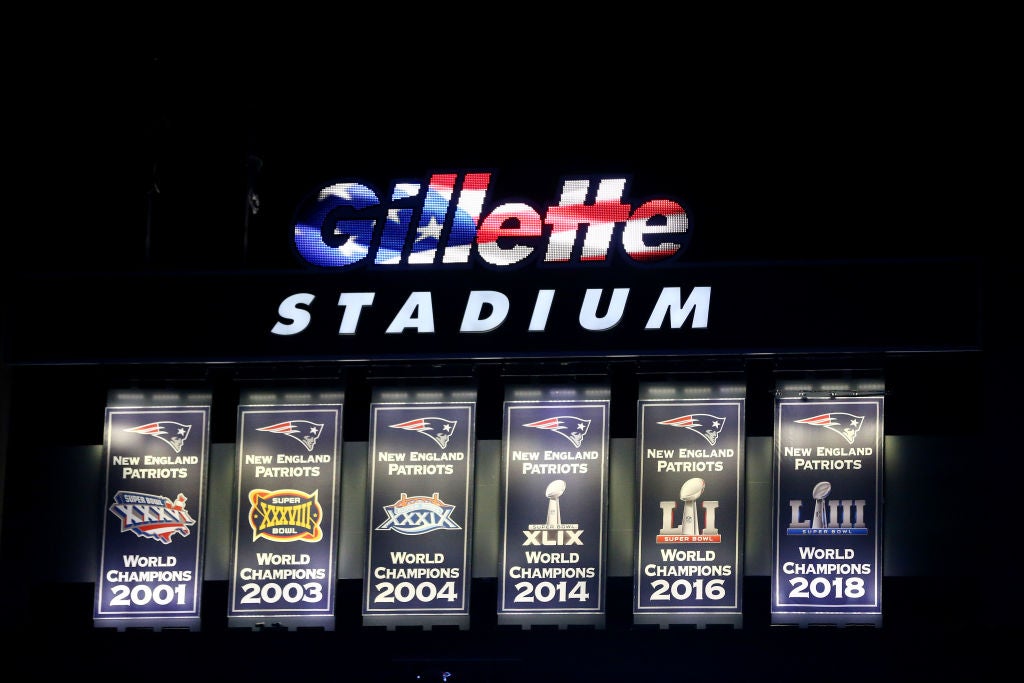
[248,489,323,542]
[376,492,461,535]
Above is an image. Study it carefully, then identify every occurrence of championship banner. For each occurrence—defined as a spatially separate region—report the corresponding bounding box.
[771,393,884,626]
[94,392,211,631]
[497,386,610,628]
[227,390,343,630]
[634,386,745,628]
[363,388,477,629]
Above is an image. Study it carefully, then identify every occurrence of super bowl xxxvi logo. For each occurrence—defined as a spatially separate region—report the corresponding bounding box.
[656,477,720,544]
[787,481,868,536]
[109,490,196,544]
[248,489,323,542]
[376,492,461,535]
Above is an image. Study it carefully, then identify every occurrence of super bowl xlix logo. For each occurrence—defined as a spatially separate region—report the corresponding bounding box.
[523,479,583,547]
[786,481,868,536]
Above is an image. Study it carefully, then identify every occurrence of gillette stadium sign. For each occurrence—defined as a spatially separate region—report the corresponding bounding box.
[273,172,706,342]
[4,169,984,365]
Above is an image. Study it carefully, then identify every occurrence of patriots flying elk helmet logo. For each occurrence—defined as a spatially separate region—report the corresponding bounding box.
[795,413,865,444]
[123,422,192,453]
[256,420,325,452]
[657,414,726,446]
[523,416,591,448]
[389,417,457,449]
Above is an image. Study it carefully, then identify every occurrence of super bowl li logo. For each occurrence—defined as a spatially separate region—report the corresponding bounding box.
[655,413,724,543]
[376,416,461,535]
[786,413,868,536]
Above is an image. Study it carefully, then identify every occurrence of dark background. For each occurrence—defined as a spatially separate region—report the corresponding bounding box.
[2,24,1015,682]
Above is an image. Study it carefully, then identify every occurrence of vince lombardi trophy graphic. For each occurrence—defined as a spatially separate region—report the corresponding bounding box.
[545,479,566,526]
[679,477,705,535]
[812,481,831,529]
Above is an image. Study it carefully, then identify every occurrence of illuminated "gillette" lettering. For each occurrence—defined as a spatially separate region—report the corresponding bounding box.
[292,173,689,269]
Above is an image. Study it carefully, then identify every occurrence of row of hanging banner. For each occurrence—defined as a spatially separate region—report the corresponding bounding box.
[93,382,884,632]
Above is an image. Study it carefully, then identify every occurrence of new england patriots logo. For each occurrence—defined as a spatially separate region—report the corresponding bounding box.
[795,413,865,444]
[524,416,591,448]
[658,414,726,446]
[389,418,457,449]
[124,422,192,453]
[256,420,324,452]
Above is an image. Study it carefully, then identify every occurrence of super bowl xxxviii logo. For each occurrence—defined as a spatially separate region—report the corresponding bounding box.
[109,490,196,544]
[376,493,461,535]
[786,481,868,536]
[248,489,323,542]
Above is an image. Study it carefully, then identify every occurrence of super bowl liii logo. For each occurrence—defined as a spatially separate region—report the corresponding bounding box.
[248,489,324,542]
[657,477,720,543]
[786,481,867,536]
